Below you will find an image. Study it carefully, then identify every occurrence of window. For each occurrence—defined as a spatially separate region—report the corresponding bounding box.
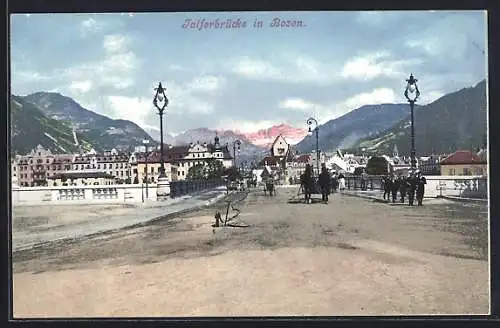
[463,168,471,176]
[151,167,154,174]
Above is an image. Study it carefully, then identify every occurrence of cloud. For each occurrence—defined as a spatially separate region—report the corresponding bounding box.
[341,52,422,81]
[103,34,129,53]
[226,55,341,85]
[80,17,100,37]
[106,95,153,125]
[342,88,397,108]
[69,80,92,94]
[279,98,316,111]
[187,75,226,92]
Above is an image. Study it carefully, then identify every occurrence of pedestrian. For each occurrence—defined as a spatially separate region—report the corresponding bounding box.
[391,175,399,203]
[338,173,346,191]
[407,172,417,206]
[319,164,331,204]
[399,174,408,203]
[301,164,314,204]
[331,173,339,193]
[361,170,368,191]
[382,175,391,201]
[416,170,427,206]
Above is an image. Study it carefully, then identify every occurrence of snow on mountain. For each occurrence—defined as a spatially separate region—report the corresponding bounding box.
[241,124,308,148]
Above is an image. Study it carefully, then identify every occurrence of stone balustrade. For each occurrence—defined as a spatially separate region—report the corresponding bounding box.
[12,179,227,205]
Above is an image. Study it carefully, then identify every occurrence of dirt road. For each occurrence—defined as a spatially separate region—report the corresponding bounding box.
[13,188,489,317]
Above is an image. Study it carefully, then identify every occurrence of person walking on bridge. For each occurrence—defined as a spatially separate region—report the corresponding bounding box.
[407,171,418,206]
[319,164,331,204]
[301,164,314,204]
[399,174,408,203]
[391,174,399,203]
[416,170,427,206]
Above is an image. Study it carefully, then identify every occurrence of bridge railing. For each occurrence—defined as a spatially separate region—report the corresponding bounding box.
[344,175,385,191]
[344,175,488,199]
[169,178,225,199]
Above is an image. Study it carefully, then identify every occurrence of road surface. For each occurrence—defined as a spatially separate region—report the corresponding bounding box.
[13,187,489,317]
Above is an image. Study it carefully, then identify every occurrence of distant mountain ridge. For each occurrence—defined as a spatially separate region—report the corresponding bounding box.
[351,80,487,155]
[22,92,157,152]
[10,95,100,154]
[295,103,413,154]
[239,123,308,148]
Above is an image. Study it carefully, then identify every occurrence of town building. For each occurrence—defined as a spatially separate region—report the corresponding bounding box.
[135,152,179,184]
[440,150,487,176]
[15,145,75,187]
[47,171,115,186]
[168,135,233,180]
[285,154,311,184]
[72,148,132,183]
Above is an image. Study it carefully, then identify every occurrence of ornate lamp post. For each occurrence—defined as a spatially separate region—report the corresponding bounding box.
[404,73,421,170]
[142,139,150,200]
[153,82,169,200]
[307,117,319,175]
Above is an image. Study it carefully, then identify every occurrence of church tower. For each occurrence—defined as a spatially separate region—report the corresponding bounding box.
[393,144,399,158]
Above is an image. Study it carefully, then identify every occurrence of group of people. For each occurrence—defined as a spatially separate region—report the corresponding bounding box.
[382,170,427,206]
[299,164,345,204]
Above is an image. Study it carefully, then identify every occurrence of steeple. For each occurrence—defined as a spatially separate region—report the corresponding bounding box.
[393,144,399,158]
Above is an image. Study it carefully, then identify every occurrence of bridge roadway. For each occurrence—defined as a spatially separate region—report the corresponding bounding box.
[13,186,489,316]
[12,187,227,251]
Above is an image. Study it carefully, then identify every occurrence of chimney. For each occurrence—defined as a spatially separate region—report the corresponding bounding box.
[203,142,207,147]
[189,142,193,148]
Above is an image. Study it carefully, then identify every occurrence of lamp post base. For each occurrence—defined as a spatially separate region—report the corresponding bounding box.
[156,176,170,201]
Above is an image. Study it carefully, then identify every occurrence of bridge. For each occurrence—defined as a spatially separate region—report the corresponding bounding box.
[12,183,488,317]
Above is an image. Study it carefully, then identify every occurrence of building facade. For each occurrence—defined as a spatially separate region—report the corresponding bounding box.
[15,145,75,187]
[440,150,487,176]
[72,148,132,182]
[168,136,233,180]
[135,152,179,184]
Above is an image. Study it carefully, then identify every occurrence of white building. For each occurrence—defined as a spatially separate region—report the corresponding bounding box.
[166,135,233,180]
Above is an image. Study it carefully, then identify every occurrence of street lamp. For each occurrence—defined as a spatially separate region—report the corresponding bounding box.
[142,139,149,200]
[232,139,241,169]
[153,82,169,200]
[404,73,421,170]
[307,117,319,175]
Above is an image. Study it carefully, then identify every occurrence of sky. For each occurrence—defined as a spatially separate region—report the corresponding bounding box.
[10,11,487,136]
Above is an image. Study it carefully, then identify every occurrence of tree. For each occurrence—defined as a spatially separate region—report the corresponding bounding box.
[186,164,206,180]
[204,158,224,179]
[366,156,389,175]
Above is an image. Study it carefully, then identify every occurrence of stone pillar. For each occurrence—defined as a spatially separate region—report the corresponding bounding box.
[156,177,170,201]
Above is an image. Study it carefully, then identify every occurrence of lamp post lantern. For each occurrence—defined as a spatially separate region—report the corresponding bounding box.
[307,117,319,175]
[142,139,150,200]
[404,73,421,170]
[153,82,169,200]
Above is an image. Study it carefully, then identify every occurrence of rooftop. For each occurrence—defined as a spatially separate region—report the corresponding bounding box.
[440,150,487,165]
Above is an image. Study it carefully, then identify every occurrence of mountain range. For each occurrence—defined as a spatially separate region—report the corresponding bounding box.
[350,80,487,155]
[10,95,99,154]
[295,103,414,153]
[23,92,157,152]
[10,80,487,160]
